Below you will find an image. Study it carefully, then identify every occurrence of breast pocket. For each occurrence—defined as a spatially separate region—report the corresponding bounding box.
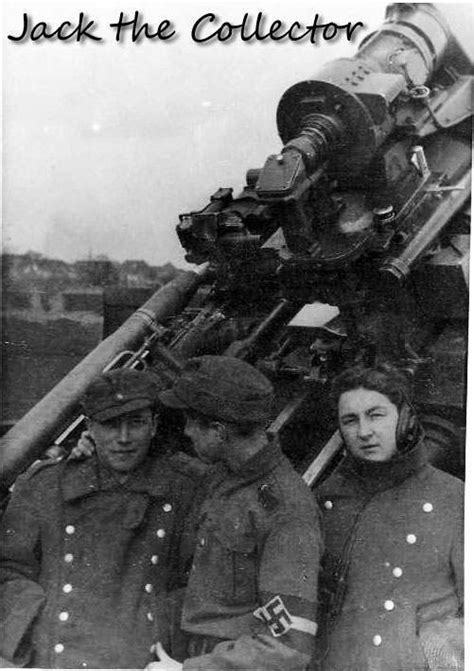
[212,527,258,605]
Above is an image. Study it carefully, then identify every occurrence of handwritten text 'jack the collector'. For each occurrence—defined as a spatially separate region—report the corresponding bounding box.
[8,11,364,44]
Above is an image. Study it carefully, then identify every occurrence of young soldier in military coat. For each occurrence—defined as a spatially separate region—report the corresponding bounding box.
[151,355,322,671]
[313,365,463,671]
[0,369,197,668]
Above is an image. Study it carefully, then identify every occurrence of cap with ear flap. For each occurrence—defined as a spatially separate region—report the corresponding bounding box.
[376,364,422,451]
[159,355,274,424]
[331,362,423,453]
[396,399,423,452]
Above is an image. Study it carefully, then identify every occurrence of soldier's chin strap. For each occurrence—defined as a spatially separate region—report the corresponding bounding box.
[253,595,317,637]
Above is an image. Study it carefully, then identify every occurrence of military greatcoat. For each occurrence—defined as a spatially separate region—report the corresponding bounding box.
[0,453,196,668]
[181,441,322,671]
[313,441,463,671]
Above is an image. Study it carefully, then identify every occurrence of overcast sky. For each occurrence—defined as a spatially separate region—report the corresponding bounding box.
[2,1,470,267]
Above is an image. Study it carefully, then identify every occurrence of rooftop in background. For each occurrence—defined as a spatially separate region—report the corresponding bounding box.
[1,252,180,292]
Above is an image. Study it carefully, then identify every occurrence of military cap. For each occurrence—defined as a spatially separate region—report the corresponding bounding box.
[82,368,158,422]
[159,355,273,424]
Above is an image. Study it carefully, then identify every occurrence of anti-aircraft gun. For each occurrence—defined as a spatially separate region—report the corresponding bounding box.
[173,2,472,478]
[0,3,471,489]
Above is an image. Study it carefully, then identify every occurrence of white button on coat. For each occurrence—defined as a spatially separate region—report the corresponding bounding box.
[393,567,403,578]
[145,583,153,593]
[384,600,395,611]
[64,553,74,563]
[65,525,75,535]
[147,612,154,621]
[423,502,433,512]
[373,635,382,646]
[163,503,172,512]
[324,500,333,510]
[156,529,166,539]
[151,555,158,565]
[59,611,69,622]
[63,584,72,594]
[406,534,417,544]
[54,644,64,653]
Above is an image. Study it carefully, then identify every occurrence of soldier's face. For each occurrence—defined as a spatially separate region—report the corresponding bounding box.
[89,408,157,473]
[184,412,223,464]
[338,388,399,462]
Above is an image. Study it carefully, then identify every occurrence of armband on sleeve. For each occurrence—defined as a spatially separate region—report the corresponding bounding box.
[254,595,317,638]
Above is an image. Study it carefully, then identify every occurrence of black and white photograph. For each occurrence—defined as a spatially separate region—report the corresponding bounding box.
[1,1,472,669]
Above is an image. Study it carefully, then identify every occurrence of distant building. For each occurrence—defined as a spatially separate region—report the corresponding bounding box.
[1,252,179,293]
[75,257,120,287]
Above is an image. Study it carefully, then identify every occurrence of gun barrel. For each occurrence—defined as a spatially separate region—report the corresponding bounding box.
[379,170,471,284]
[0,267,207,488]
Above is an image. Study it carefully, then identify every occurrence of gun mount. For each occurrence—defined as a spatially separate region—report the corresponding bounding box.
[1,3,471,487]
[175,3,471,476]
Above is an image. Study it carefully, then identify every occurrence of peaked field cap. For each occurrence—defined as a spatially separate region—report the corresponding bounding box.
[82,368,159,422]
[159,355,274,423]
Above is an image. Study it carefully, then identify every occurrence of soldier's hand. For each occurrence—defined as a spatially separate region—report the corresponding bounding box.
[68,431,96,461]
[145,642,183,670]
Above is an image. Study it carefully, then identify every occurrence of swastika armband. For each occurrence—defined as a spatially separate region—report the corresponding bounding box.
[253,595,318,638]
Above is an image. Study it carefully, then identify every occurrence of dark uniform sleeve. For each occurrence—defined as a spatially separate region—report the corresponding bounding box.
[182,634,311,671]
[0,472,48,666]
[163,455,209,661]
[166,454,209,591]
[184,515,322,671]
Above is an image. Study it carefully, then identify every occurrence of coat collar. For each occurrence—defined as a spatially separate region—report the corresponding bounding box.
[340,439,428,494]
[209,441,284,492]
[61,454,173,502]
[226,441,284,482]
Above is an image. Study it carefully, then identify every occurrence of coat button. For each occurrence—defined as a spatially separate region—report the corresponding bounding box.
[423,502,433,512]
[163,503,172,512]
[384,600,395,611]
[63,584,73,594]
[54,643,64,653]
[151,555,158,565]
[147,612,154,621]
[59,611,69,622]
[406,534,417,544]
[324,500,333,510]
[199,538,206,547]
[65,525,75,535]
[145,583,153,593]
[156,529,166,539]
[64,553,74,563]
[393,567,403,578]
[373,635,382,646]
